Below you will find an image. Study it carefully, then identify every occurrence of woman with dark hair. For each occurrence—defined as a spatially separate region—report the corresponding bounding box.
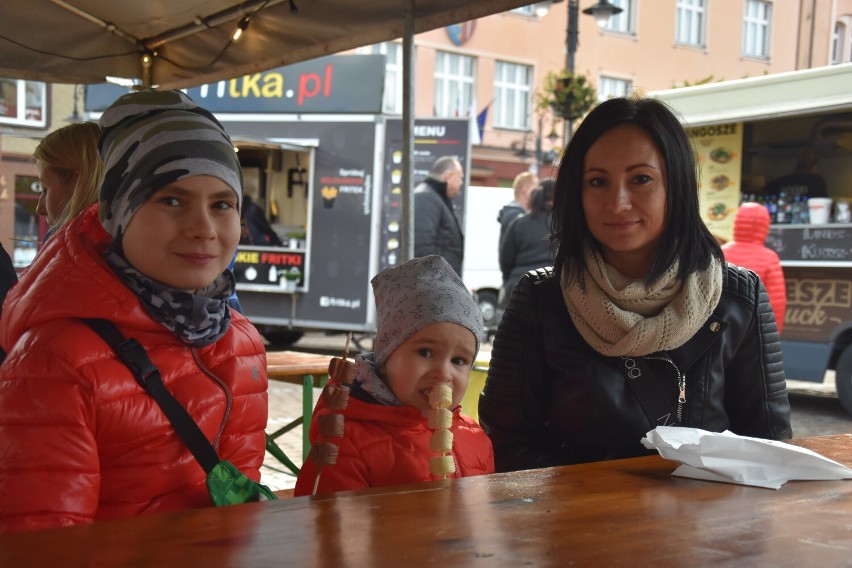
[498,179,556,309]
[479,96,791,473]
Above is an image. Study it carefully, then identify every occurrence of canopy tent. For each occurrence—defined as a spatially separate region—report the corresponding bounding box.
[0,0,529,89]
[0,0,530,262]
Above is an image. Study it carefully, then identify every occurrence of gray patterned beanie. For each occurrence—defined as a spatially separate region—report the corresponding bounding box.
[372,255,483,366]
[97,89,242,242]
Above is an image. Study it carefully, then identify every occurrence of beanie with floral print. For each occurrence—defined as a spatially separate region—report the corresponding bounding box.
[371,255,483,366]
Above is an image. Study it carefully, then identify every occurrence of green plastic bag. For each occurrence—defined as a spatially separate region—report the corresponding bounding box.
[207,460,278,506]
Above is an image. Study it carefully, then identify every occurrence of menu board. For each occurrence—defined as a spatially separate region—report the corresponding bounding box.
[766,224,852,262]
[688,122,743,243]
[380,118,470,271]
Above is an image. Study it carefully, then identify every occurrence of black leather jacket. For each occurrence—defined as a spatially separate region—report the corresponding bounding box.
[479,264,792,473]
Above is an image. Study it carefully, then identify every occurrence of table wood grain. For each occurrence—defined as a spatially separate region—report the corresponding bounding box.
[2,434,850,567]
[265,350,334,383]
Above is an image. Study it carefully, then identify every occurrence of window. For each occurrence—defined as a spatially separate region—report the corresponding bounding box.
[434,51,476,118]
[675,0,706,47]
[597,76,633,102]
[742,0,771,58]
[13,174,43,269]
[604,0,636,34]
[832,23,845,64]
[493,62,532,130]
[357,43,403,114]
[0,79,46,127]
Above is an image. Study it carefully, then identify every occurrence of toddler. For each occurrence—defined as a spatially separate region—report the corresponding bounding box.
[294,255,494,496]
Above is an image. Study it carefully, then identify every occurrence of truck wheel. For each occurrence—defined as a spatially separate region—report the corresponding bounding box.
[476,290,499,328]
[834,345,852,417]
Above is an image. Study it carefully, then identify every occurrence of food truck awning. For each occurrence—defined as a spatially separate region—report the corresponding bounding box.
[650,63,852,127]
[0,0,529,89]
[231,136,319,153]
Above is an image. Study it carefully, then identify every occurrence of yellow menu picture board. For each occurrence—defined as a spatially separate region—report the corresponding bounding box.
[687,122,743,243]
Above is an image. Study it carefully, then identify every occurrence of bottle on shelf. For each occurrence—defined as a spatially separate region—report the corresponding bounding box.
[775,192,788,224]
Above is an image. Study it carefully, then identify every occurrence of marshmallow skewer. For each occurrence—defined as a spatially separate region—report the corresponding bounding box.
[309,332,355,495]
[428,384,455,479]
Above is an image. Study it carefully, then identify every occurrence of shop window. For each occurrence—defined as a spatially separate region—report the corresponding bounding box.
[742,0,771,59]
[604,0,636,35]
[675,0,706,47]
[493,61,532,131]
[832,18,852,64]
[597,76,633,102]
[0,79,46,127]
[434,51,476,118]
[12,174,43,268]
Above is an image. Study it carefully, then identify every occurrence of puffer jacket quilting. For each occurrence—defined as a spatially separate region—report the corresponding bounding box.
[294,380,494,496]
[722,202,787,332]
[0,206,268,533]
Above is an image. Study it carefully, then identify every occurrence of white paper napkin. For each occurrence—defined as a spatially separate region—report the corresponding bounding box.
[641,426,852,489]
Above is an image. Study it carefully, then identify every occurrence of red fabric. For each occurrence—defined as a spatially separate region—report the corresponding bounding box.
[722,203,786,332]
[0,206,268,533]
[294,379,494,496]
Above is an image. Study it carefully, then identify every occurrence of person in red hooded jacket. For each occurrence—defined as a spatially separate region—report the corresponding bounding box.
[0,90,268,533]
[722,202,787,332]
[295,255,493,496]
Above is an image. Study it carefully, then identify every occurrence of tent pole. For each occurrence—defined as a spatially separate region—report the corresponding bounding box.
[401,0,416,264]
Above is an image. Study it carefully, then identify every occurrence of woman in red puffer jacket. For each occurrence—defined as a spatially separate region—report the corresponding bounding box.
[722,202,787,332]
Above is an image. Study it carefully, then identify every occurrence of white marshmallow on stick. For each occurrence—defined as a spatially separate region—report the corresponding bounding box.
[427,385,455,479]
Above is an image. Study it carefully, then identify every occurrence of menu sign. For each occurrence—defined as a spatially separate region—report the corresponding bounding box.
[380,118,470,271]
[688,123,743,243]
[766,225,852,262]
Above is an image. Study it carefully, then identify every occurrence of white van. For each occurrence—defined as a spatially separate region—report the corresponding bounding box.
[462,185,515,336]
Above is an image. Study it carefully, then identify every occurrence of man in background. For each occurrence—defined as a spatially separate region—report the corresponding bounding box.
[414,156,465,274]
[498,172,538,244]
[762,148,828,199]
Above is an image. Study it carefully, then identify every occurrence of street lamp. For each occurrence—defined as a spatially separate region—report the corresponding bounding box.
[536,1,622,141]
[565,1,622,142]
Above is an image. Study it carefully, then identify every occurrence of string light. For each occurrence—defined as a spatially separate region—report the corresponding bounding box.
[232,16,250,42]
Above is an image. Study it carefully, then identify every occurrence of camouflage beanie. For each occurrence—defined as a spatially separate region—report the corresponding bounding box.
[371,255,483,366]
[97,89,242,241]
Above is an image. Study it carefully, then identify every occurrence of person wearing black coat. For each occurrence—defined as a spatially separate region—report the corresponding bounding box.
[498,180,555,308]
[0,242,16,311]
[479,97,791,473]
[413,157,465,274]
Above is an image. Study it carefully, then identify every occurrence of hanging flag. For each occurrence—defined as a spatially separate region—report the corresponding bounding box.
[468,99,480,145]
[469,99,492,146]
[476,100,492,144]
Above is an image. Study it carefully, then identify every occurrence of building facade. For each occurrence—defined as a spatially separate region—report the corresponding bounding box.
[358,0,852,186]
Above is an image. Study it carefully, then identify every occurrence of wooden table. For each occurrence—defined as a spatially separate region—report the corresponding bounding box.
[264,350,334,472]
[3,434,851,566]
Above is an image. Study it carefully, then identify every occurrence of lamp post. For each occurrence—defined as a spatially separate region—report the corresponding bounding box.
[538,0,622,142]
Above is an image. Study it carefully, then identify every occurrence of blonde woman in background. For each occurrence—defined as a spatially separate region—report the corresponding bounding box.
[0,122,102,330]
[33,121,102,238]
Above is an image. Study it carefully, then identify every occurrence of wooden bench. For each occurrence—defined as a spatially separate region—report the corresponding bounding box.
[265,351,335,474]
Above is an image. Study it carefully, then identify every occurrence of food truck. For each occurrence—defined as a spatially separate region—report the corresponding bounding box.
[651,63,852,415]
[88,54,473,347]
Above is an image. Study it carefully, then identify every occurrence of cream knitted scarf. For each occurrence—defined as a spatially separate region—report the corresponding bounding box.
[561,245,723,357]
